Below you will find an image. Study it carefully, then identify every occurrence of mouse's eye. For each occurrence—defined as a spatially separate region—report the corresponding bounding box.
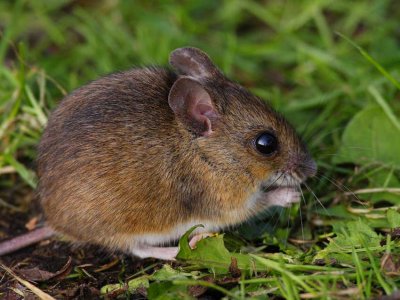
[255,132,278,156]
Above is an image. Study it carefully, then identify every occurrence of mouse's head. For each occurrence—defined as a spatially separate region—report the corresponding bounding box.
[168,47,316,207]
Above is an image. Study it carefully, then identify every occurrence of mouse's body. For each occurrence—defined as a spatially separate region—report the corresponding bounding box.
[37,47,316,259]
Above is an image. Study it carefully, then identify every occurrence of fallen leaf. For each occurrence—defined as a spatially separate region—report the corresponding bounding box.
[381,253,400,276]
[94,257,119,272]
[16,256,72,282]
[0,263,55,300]
[217,276,240,285]
[229,257,241,278]
[392,228,400,239]
[188,276,213,297]
[17,268,56,282]
[375,290,400,300]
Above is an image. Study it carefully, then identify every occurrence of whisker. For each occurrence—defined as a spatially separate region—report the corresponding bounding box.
[347,187,400,195]
[298,195,305,241]
[317,174,367,208]
[333,146,374,150]
[285,176,292,248]
[248,172,287,236]
[298,184,307,241]
[271,205,285,235]
[318,145,374,151]
[269,174,292,235]
[303,182,330,216]
[262,172,285,192]
[285,201,291,247]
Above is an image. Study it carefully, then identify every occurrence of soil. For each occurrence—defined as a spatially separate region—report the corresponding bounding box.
[0,188,160,299]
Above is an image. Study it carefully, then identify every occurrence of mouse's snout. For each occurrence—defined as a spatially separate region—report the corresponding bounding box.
[286,153,317,182]
[299,157,317,179]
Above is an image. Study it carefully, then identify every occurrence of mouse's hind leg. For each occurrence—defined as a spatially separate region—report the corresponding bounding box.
[188,232,214,249]
[130,233,214,260]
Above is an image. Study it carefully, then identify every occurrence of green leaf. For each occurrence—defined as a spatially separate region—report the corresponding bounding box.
[387,209,400,229]
[177,227,268,274]
[177,225,203,259]
[315,204,357,220]
[147,281,192,300]
[335,106,400,168]
[177,231,236,274]
[337,33,400,90]
[152,265,193,281]
[314,220,382,264]
[250,255,315,294]
[100,265,194,296]
[100,275,149,295]
[367,169,400,205]
[4,154,37,188]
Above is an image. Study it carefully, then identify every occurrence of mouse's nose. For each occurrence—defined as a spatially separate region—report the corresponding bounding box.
[287,154,317,182]
[300,157,317,178]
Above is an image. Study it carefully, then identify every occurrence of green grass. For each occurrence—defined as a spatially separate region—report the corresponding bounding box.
[1,0,400,299]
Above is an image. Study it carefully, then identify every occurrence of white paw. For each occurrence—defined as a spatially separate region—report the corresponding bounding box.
[266,187,300,207]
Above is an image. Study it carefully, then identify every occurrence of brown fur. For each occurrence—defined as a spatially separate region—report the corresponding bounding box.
[38,48,315,252]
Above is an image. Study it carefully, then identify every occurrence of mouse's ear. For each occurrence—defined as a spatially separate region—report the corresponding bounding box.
[169,47,223,80]
[168,77,218,136]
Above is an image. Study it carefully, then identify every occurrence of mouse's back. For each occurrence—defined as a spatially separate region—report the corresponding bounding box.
[38,68,187,247]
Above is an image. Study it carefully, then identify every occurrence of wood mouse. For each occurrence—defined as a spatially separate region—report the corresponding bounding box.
[0,47,316,259]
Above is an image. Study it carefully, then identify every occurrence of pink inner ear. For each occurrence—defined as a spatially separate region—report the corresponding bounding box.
[188,96,217,136]
[194,102,215,116]
[168,77,218,136]
[197,103,211,114]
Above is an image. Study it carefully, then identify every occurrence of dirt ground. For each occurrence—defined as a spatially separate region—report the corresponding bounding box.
[0,186,228,299]
[0,185,158,299]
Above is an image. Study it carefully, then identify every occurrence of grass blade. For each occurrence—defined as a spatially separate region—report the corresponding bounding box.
[337,32,400,90]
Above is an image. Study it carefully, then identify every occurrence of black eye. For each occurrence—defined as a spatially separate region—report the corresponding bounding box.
[255,132,278,156]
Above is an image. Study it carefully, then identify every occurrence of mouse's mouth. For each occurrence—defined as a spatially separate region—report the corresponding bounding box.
[260,171,301,193]
[260,184,298,197]
[260,183,284,193]
[256,172,303,208]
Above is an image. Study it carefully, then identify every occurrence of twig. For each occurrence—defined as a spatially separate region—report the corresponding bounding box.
[0,263,55,300]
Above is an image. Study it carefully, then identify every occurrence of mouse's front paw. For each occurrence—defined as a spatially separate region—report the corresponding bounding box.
[266,187,301,207]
